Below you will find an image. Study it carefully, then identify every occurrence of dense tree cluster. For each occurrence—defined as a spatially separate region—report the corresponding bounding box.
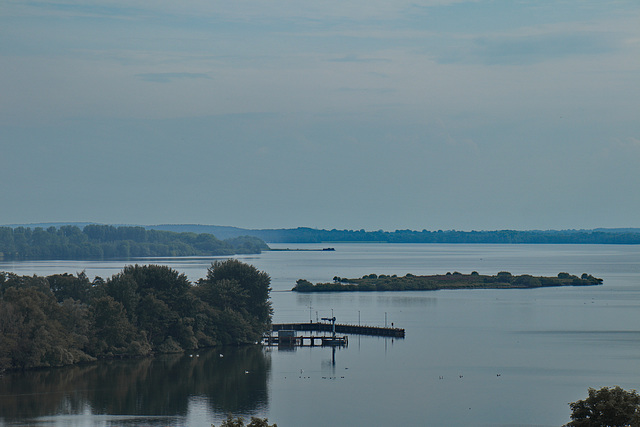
[294,271,603,292]
[0,225,269,260]
[0,261,272,371]
[565,386,640,427]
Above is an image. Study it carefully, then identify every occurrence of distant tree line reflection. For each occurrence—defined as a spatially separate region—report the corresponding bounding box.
[0,346,270,423]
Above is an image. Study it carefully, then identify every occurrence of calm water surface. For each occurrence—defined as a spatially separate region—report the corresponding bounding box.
[1,244,640,427]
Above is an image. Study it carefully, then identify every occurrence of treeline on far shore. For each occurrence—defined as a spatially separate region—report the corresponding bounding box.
[0,225,269,260]
[293,271,603,292]
[0,260,273,371]
[146,224,640,244]
[266,228,640,244]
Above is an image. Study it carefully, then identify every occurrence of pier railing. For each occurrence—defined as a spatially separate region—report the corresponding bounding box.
[271,322,405,338]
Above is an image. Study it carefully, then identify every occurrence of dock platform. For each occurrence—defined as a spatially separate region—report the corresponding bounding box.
[262,334,348,347]
[271,322,405,338]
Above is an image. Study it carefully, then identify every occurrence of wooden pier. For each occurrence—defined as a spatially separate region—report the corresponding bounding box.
[271,322,405,338]
[262,334,348,347]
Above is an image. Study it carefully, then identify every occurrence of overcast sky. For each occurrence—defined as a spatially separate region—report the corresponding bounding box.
[1,1,639,231]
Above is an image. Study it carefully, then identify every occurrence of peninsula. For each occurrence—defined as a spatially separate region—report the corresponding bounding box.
[293,271,603,292]
[0,225,269,260]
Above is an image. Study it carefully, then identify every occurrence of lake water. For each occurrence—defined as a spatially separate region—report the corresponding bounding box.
[1,243,640,427]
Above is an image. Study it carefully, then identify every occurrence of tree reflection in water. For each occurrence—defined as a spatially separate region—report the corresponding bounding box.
[0,346,270,424]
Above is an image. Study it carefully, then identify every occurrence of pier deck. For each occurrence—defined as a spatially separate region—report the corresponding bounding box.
[271,322,405,338]
[262,334,348,347]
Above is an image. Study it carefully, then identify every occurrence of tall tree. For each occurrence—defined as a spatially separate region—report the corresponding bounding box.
[201,259,272,329]
[565,386,640,427]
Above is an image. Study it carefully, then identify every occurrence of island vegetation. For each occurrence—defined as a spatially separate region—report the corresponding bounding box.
[0,225,269,260]
[0,260,272,371]
[293,271,603,292]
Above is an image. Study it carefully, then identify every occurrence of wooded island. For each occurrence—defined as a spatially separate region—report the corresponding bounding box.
[293,271,603,292]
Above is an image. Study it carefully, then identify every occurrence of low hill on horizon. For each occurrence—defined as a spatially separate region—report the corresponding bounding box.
[4,223,640,245]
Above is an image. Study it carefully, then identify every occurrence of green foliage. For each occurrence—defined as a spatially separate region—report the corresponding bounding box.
[224,236,270,254]
[565,386,640,427]
[0,225,269,261]
[0,275,96,370]
[48,272,92,303]
[513,274,541,287]
[202,260,272,328]
[0,261,273,371]
[295,279,314,291]
[196,260,272,343]
[496,271,513,282]
[214,414,277,427]
[88,295,150,357]
[581,273,603,284]
[293,271,603,292]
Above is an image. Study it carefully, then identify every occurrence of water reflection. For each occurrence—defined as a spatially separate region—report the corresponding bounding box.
[0,346,270,424]
[296,292,437,308]
[375,294,437,307]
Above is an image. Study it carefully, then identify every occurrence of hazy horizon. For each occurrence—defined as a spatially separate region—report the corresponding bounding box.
[2,1,639,231]
[3,221,640,234]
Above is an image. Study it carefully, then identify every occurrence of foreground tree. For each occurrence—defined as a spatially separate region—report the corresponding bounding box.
[196,259,272,342]
[565,386,640,427]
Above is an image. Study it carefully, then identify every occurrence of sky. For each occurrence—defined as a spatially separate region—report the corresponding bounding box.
[1,0,639,231]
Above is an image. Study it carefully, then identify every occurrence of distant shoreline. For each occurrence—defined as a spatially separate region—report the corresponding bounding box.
[4,223,640,245]
[0,225,269,261]
[269,247,335,252]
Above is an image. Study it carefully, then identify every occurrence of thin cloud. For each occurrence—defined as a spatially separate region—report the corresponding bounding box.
[9,0,145,20]
[327,53,391,63]
[336,87,395,94]
[437,31,619,65]
[136,72,212,83]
